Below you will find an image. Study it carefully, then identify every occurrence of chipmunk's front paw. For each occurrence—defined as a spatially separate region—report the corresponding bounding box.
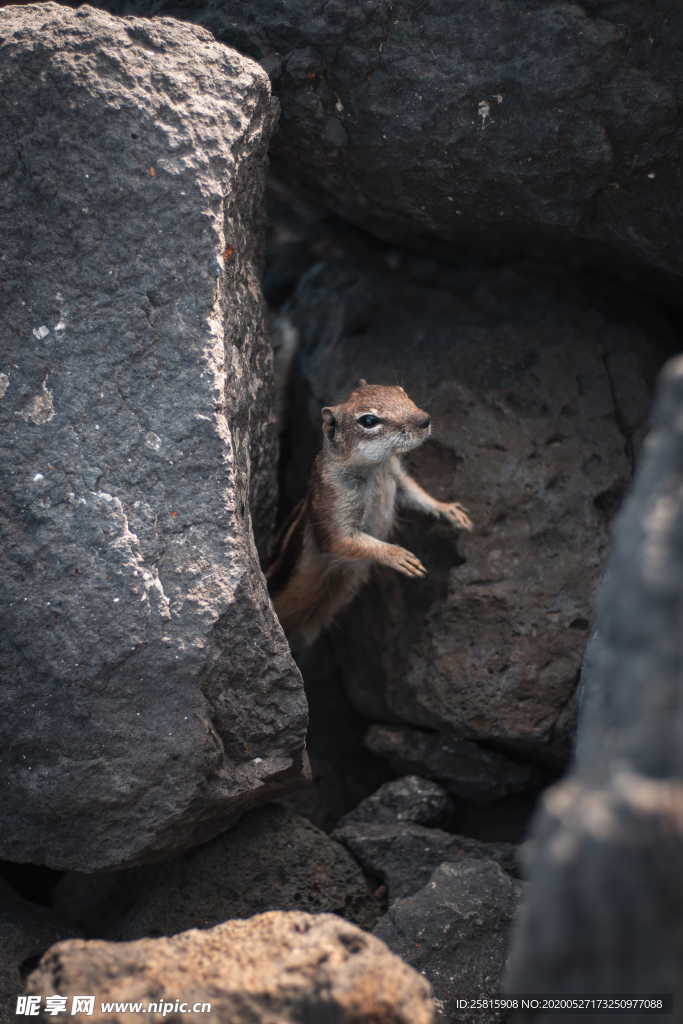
[441,502,474,531]
[384,544,427,578]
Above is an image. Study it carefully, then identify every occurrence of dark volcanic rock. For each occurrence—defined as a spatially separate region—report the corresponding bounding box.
[27,911,435,1023]
[334,820,517,901]
[0,3,307,871]
[338,775,456,830]
[285,258,669,758]
[0,881,80,1024]
[54,805,382,938]
[505,355,683,1007]
[92,0,683,301]
[376,859,521,1024]
[365,725,538,803]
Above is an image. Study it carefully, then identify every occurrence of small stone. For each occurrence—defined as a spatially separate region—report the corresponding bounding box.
[376,859,521,1024]
[338,776,456,829]
[334,819,518,901]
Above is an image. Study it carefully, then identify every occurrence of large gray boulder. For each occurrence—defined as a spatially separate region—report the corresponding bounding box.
[505,355,683,1006]
[0,3,307,871]
[100,0,683,301]
[26,911,436,1023]
[284,258,669,760]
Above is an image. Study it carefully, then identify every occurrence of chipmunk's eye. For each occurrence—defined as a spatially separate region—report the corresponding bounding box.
[357,414,381,429]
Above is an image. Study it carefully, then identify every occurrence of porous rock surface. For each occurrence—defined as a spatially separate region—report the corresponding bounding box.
[505,355,683,1006]
[54,804,381,938]
[285,258,668,758]
[26,911,435,1023]
[96,0,683,300]
[376,859,521,1024]
[0,3,306,871]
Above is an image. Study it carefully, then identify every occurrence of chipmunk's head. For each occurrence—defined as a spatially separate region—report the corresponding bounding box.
[321,381,431,465]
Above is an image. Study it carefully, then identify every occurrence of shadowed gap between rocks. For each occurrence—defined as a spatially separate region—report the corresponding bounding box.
[264,194,679,846]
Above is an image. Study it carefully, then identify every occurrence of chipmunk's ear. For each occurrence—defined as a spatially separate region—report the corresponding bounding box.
[321,407,337,440]
[358,378,368,387]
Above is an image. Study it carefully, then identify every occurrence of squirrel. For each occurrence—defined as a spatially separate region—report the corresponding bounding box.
[266,381,473,650]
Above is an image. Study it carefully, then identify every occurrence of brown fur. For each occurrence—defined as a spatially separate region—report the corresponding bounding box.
[267,382,473,650]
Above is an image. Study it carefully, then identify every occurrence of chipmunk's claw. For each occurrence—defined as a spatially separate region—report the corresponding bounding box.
[441,502,474,531]
[386,544,428,578]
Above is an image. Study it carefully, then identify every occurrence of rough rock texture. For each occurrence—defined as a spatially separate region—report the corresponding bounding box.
[0,881,80,1024]
[53,804,382,938]
[377,860,521,1024]
[0,3,307,871]
[88,0,683,302]
[285,258,669,757]
[505,355,683,1005]
[334,820,517,901]
[365,725,539,803]
[337,775,456,830]
[27,911,435,1023]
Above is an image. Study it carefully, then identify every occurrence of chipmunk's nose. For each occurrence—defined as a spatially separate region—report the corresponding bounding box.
[417,413,431,430]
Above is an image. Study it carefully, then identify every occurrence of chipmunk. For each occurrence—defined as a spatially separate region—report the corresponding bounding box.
[267,381,473,650]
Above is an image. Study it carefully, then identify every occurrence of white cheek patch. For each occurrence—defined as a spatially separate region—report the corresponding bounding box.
[357,435,396,462]
[399,433,426,451]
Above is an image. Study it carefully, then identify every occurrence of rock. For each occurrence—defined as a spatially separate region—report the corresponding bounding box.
[0,880,80,1024]
[376,859,522,1024]
[334,820,518,901]
[54,804,382,938]
[365,725,539,804]
[505,355,683,1005]
[26,911,435,1023]
[0,3,307,871]
[285,257,669,757]
[338,775,456,830]
[89,0,683,301]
